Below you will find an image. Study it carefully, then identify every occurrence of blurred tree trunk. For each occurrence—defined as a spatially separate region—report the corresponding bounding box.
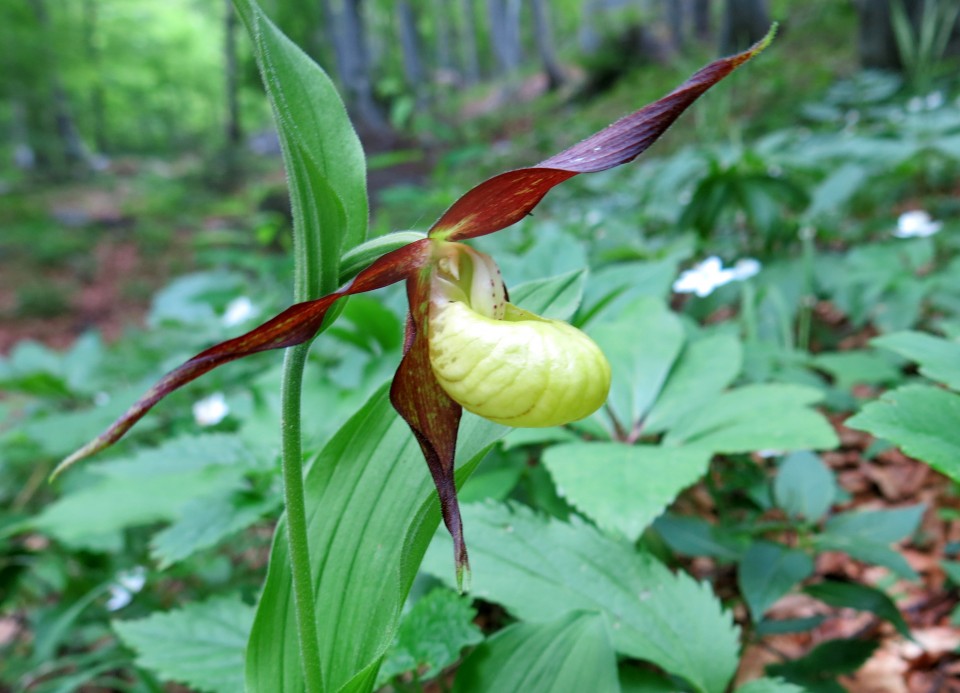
[431,0,453,73]
[397,0,428,104]
[82,0,106,153]
[693,0,712,41]
[459,0,482,84]
[531,0,565,90]
[487,0,521,77]
[221,0,243,187]
[331,0,389,133]
[665,0,687,51]
[719,0,769,53]
[852,0,960,70]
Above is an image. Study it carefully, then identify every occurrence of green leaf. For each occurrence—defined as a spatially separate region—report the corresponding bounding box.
[736,678,806,693]
[872,331,960,390]
[738,542,814,621]
[619,665,678,692]
[543,442,711,542]
[150,490,279,569]
[244,387,504,693]
[378,589,483,685]
[453,611,617,693]
[810,350,901,389]
[508,269,586,321]
[847,385,960,484]
[232,0,367,262]
[816,505,924,580]
[765,638,878,691]
[653,514,746,561]
[664,384,839,453]
[774,451,835,522]
[113,595,255,693]
[591,297,685,431]
[644,333,742,435]
[942,559,960,586]
[422,502,740,693]
[33,435,255,550]
[804,581,911,639]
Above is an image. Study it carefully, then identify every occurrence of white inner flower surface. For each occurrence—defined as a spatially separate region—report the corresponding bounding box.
[428,244,611,427]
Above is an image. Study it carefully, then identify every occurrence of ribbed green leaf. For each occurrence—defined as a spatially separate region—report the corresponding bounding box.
[453,612,618,693]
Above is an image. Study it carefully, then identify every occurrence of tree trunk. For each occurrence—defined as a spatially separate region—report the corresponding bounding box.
[531,0,565,89]
[332,0,389,133]
[82,0,106,153]
[719,0,769,54]
[693,0,712,41]
[458,0,481,84]
[432,0,453,73]
[397,0,428,103]
[664,0,687,51]
[486,0,521,77]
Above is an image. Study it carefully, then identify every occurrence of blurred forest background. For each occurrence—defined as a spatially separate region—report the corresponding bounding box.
[5,0,960,691]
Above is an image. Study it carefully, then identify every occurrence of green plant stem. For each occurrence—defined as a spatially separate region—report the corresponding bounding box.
[280,342,324,693]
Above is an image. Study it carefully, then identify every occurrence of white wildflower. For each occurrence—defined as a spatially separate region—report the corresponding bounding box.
[894,210,942,238]
[222,296,255,326]
[106,566,146,612]
[193,392,229,426]
[673,256,761,297]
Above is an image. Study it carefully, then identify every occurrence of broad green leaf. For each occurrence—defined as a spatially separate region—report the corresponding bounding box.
[644,333,742,434]
[810,351,901,389]
[422,502,740,693]
[736,678,806,693]
[619,666,678,692]
[543,442,711,542]
[508,268,586,321]
[378,589,483,685]
[453,612,617,693]
[816,504,924,581]
[592,297,685,430]
[738,541,814,621]
[804,581,911,640]
[872,331,960,390]
[150,491,279,569]
[231,0,367,257]
[664,384,839,453]
[847,385,960,484]
[774,451,835,522]
[113,595,255,693]
[653,514,746,561]
[765,638,878,692]
[33,435,255,550]
[245,387,504,693]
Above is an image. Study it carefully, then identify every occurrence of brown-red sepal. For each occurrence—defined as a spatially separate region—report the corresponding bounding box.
[389,269,470,590]
[429,29,774,242]
[52,239,433,478]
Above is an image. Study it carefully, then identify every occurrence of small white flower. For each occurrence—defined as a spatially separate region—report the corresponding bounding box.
[894,210,942,238]
[222,296,255,326]
[193,392,229,426]
[106,566,146,612]
[925,91,944,110]
[673,256,761,297]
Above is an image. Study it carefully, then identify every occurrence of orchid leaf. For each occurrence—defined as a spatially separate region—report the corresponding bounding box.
[52,239,431,478]
[429,27,775,242]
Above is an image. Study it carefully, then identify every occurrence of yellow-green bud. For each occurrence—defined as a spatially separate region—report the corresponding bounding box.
[428,244,611,427]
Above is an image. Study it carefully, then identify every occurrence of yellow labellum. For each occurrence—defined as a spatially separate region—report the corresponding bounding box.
[429,300,611,427]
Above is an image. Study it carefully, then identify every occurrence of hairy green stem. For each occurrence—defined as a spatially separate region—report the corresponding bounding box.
[280,342,324,692]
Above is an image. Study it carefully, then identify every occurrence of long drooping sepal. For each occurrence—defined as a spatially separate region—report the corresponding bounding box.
[52,239,433,479]
[428,26,776,242]
[389,268,470,591]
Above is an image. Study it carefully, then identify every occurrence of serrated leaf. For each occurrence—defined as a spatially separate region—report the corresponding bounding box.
[113,595,255,693]
[422,502,740,693]
[872,330,960,390]
[591,298,685,431]
[847,385,960,484]
[543,442,711,542]
[644,333,742,434]
[664,384,839,453]
[245,386,504,693]
[453,611,617,693]
[378,589,483,685]
[738,541,814,621]
[150,491,279,568]
[774,451,835,522]
[804,581,911,639]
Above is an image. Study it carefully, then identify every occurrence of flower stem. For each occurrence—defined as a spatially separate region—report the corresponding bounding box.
[280,342,323,693]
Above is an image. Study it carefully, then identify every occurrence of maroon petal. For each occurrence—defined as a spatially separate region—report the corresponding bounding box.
[389,271,469,590]
[52,239,433,478]
[428,28,775,242]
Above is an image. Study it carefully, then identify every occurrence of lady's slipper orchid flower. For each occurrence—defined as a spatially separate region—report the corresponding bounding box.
[51,31,774,583]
